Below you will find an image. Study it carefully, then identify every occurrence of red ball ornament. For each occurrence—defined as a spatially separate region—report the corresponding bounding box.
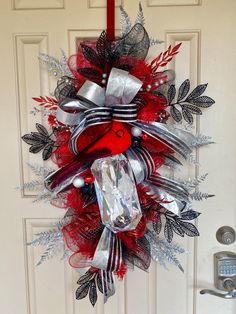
[141,133,149,141]
[84,175,95,184]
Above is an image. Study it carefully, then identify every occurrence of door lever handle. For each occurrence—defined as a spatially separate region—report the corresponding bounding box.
[200,288,236,299]
[200,279,236,299]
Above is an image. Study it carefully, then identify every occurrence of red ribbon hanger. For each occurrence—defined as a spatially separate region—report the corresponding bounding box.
[107,0,115,41]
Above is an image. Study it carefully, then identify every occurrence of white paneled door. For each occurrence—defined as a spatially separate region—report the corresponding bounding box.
[1,0,236,313]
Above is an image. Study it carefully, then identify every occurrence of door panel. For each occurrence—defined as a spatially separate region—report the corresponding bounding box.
[1,1,235,313]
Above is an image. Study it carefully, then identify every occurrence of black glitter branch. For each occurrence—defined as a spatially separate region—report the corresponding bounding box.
[22,123,55,160]
[167,79,215,124]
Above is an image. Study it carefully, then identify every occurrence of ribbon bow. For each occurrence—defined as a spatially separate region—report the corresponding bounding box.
[56,68,142,154]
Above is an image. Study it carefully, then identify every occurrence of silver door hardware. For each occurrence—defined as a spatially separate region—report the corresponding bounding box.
[216,226,236,245]
[200,251,236,299]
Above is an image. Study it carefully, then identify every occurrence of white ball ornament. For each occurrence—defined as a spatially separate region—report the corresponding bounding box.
[72,176,85,188]
[131,126,142,137]
[146,84,151,91]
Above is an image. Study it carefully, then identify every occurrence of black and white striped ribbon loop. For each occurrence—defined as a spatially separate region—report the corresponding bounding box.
[126,146,155,184]
[56,81,105,126]
[148,173,189,201]
[132,121,193,160]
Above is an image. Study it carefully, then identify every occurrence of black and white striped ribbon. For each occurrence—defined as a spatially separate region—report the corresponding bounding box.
[126,146,155,183]
[111,104,138,122]
[100,270,115,302]
[83,104,138,124]
[148,173,189,201]
[84,107,113,125]
[92,227,122,272]
[135,146,155,178]
[132,121,193,160]
[107,231,122,272]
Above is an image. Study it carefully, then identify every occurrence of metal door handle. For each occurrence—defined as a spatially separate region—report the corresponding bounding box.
[200,279,236,299]
[200,289,236,299]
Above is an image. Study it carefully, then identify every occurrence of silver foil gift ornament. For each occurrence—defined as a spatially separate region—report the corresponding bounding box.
[91,154,142,233]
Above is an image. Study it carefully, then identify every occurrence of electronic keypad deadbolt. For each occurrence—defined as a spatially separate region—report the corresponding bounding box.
[200,252,236,299]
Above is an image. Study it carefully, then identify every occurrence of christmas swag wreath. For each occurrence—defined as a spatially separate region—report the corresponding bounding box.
[21,3,214,306]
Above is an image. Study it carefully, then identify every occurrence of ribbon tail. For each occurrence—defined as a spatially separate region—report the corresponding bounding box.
[101,270,115,303]
[92,227,122,271]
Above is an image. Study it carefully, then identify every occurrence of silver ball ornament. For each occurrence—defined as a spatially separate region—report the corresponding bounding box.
[131,126,142,137]
[72,176,85,188]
